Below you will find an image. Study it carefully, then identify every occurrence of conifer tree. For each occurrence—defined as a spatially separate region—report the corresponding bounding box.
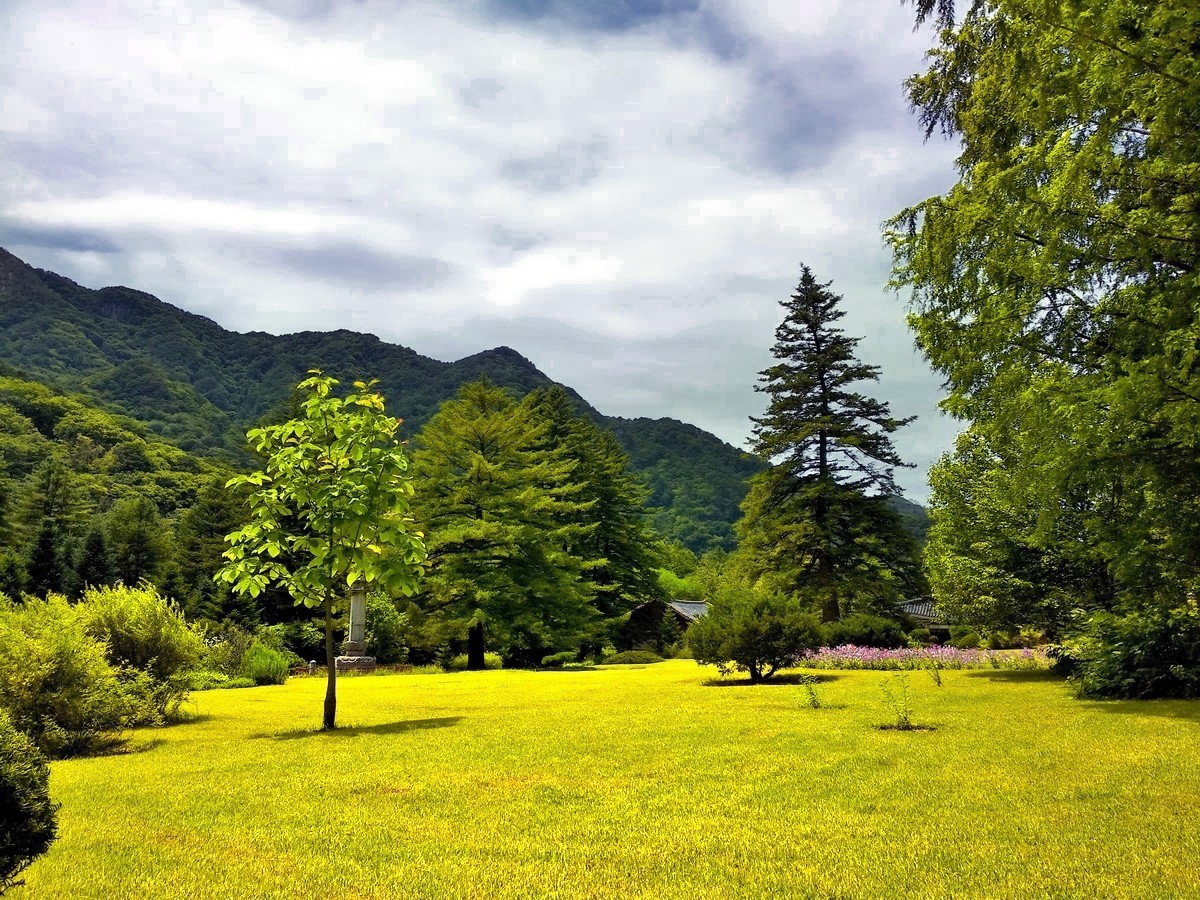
[74,526,113,591]
[412,381,596,668]
[742,265,923,620]
[522,387,663,646]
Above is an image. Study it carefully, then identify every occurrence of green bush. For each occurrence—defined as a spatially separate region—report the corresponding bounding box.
[240,643,290,686]
[0,710,58,895]
[908,627,933,645]
[0,595,134,757]
[200,622,256,676]
[540,651,578,668]
[1058,607,1200,699]
[605,650,665,665]
[823,613,907,649]
[254,621,321,666]
[949,627,981,649]
[687,585,823,683]
[76,585,203,719]
[365,594,409,665]
[446,653,503,672]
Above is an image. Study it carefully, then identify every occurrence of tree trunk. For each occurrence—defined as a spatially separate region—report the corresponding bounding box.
[467,620,486,670]
[323,595,337,730]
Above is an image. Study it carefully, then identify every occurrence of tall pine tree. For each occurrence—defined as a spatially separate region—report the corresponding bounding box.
[742,265,923,621]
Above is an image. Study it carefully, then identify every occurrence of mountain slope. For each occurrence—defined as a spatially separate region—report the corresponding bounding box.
[0,247,760,552]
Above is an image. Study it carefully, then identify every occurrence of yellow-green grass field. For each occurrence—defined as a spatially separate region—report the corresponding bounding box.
[21,661,1200,899]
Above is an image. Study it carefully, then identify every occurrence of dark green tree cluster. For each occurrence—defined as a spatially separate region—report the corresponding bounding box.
[410,381,663,668]
[889,0,1200,694]
[888,0,1200,625]
[0,374,247,617]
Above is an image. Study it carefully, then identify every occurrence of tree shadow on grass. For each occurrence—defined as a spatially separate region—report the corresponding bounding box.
[1075,699,1200,725]
[703,673,843,687]
[962,670,1063,684]
[256,716,465,741]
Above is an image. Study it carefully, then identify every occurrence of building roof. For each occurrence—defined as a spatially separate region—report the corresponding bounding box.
[668,600,707,623]
[900,597,941,622]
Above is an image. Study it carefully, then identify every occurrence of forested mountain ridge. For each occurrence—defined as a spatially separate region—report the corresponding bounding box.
[0,247,764,551]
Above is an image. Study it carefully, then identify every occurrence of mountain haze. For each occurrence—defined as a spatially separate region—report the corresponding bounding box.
[0,248,763,552]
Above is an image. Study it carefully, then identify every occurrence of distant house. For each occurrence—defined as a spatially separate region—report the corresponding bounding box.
[666,600,707,628]
[619,598,707,651]
[899,597,949,641]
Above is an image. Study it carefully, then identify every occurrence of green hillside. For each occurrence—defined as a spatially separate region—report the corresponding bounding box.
[0,247,764,552]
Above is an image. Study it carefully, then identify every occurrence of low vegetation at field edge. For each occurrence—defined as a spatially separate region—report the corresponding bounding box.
[23,661,1200,899]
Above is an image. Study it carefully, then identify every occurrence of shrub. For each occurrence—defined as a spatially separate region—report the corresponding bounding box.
[823,613,907,649]
[0,595,134,757]
[255,621,321,666]
[365,594,409,664]
[687,585,823,683]
[949,627,981,649]
[605,650,665,665]
[0,710,58,895]
[446,653,502,672]
[908,627,933,645]
[76,585,204,719]
[1059,607,1200,699]
[201,622,256,676]
[240,643,290,686]
[540,651,578,668]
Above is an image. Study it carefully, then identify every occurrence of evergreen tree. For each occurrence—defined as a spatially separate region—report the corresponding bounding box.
[105,496,171,588]
[74,526,113,591]
[412,381,596,668]
[522,387,663,647]
[25,522,70,599]
[743,265,922,621]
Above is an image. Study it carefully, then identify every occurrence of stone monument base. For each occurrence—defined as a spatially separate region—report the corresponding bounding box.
[335,655,377,673]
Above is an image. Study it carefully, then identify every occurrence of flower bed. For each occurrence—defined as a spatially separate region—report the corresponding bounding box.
[800,645,1051,671]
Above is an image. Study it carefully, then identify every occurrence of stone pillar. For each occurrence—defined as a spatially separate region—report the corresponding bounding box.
[335,581,377,673]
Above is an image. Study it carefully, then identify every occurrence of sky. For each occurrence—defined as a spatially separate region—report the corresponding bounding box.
[0,0,962,501]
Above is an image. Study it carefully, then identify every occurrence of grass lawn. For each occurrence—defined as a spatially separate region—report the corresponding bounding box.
[21,660,1200,899]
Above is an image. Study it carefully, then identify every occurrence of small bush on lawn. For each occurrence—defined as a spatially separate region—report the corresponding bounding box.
[365,594,409,664]
[541,651,578,668]
[254,622,320,667]
[949,627,981,649]
[687,585,823,683]
[446,653,503,672]
[0,595,134,757]
[240,643,290,686]
[76,584,203,719]
[200,622,256,676]
[1058,606,1200,699]
[823,613,907,649]
[605,650,665,665]
[0,710,58,895]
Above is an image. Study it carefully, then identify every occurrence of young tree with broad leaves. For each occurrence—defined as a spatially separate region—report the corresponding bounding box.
[741,265,923,621]
[217,372,425,730]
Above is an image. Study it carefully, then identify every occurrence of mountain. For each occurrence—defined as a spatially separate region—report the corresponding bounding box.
[0,247,762,552]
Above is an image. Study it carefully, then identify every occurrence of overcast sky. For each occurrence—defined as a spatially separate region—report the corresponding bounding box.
[1,0,961,501]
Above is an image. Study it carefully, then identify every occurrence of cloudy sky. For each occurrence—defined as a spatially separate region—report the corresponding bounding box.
[1,0,961,501]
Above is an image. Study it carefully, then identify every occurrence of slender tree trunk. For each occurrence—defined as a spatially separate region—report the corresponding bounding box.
[467,620,486,671]
[323,595,337,730]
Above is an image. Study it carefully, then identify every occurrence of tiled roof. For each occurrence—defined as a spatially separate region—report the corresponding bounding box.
[900,598,940,621]
[668,600,708,622]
